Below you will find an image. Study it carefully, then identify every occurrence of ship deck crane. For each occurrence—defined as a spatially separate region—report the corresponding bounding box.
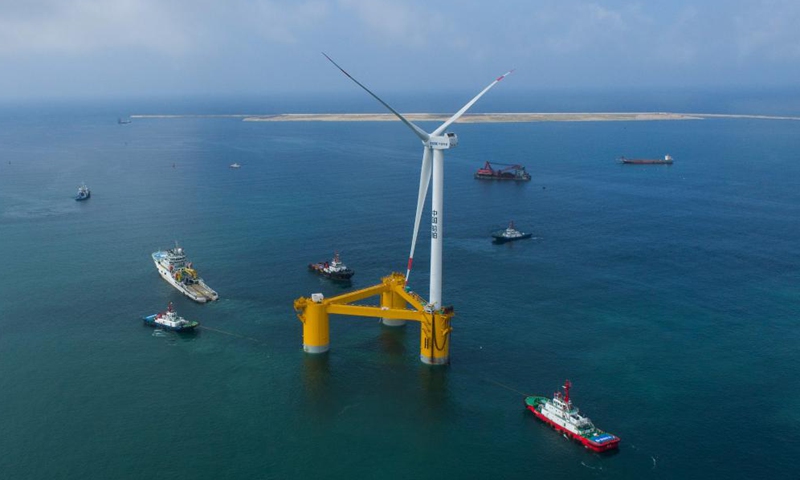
[474,161,531,180]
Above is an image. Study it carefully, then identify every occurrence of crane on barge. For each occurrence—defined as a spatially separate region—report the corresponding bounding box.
[474,161,531,181]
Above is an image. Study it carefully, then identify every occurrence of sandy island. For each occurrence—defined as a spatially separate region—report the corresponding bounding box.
[242,112,701,122]
[129,112,800,122]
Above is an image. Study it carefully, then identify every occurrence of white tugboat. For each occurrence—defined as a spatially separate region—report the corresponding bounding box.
[492,221,532,243]
[525,380,620,452]
[143,302,199,332]
[152,243,219,303]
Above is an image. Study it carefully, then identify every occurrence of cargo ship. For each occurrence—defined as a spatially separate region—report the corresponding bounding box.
[524,380,620,452]
[309,252,354,281]
[492,221,532,243]
[474,161,531,181]
[620,154,673,165]
[143,302,198,332]
[152,243,219,303]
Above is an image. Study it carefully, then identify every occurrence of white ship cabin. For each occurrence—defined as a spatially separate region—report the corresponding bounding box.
[166,247,188,268]
[546,393,595,432]
[327,253,349,272]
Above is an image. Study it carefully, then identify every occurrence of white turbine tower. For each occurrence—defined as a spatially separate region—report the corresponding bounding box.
[324,54,512,310]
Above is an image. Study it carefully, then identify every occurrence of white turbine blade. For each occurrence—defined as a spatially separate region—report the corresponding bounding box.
[431,70,514,136]
[405,146,433,283]
[323,53,430,142]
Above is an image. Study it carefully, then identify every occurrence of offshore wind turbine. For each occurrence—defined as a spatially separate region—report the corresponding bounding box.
[323,53,511,310]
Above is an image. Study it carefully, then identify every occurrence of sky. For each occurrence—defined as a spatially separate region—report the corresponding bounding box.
[1,0,799,100]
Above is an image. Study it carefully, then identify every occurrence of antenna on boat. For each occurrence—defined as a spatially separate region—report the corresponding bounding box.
[564,379,572,403]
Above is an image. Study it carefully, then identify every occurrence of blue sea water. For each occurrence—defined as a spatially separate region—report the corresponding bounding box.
[1,91,799,479]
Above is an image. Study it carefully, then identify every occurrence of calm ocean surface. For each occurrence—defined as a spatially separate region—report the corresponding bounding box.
[1,91,799,479]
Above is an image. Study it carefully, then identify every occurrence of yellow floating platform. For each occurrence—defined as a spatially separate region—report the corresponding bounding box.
[294,273,453,365]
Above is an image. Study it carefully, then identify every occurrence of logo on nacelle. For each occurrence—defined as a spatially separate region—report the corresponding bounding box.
[427,133,458,150]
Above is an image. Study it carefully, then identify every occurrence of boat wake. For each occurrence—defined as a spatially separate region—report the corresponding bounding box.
[580,461,603,471]
[151,329,179,345]
[198,325,262,344]
[3,202,77,220]
[338,403,360,416]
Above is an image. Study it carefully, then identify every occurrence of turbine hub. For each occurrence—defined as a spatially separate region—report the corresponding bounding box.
[427,132,458,150]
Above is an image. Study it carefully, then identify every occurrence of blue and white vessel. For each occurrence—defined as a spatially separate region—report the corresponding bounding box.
[75,183,91,201]
[143,302,198,332]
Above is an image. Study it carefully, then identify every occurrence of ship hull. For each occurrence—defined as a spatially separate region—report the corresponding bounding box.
[474,173,531,181]
[152,253,219,303]
[620,159,673,165]
[525,399,620,452]
[492,233,532,243]
[75,193,90,201]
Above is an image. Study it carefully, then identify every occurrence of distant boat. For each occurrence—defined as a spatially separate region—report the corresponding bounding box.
[492,221,532,243]
[229,163,241,169]
[75,183,91,201]
[619,154,673,165]
[118,117,132,124]
[475,161,531,181]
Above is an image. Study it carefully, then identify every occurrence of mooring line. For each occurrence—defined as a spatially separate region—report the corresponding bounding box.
[198,325,262,343]
[482,377,532,397]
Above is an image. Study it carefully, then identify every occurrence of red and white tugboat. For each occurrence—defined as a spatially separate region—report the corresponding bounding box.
[524,380,620,452]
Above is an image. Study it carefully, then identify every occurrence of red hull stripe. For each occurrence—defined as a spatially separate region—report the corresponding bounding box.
[526,406,620,452]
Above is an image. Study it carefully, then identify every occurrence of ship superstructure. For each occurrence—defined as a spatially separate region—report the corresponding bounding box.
[152,243,218,303]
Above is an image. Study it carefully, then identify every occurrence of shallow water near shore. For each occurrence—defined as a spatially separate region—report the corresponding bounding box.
[1,93,799,479]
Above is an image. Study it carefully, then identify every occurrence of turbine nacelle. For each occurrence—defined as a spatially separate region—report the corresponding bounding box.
[425,132,458,150]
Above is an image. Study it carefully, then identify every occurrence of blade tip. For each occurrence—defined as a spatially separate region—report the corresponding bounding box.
[497,70,514,81]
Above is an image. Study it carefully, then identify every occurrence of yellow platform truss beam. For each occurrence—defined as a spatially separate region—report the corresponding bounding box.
[293,272,454,365]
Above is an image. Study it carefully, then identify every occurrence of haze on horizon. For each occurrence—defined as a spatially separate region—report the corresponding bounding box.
[1,0,799,101]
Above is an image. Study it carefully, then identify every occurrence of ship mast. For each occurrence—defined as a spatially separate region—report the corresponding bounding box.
[563,379,572,403]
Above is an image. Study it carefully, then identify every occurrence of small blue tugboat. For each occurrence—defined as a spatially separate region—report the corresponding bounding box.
[75,183,91,201]
[143,302,199,332]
